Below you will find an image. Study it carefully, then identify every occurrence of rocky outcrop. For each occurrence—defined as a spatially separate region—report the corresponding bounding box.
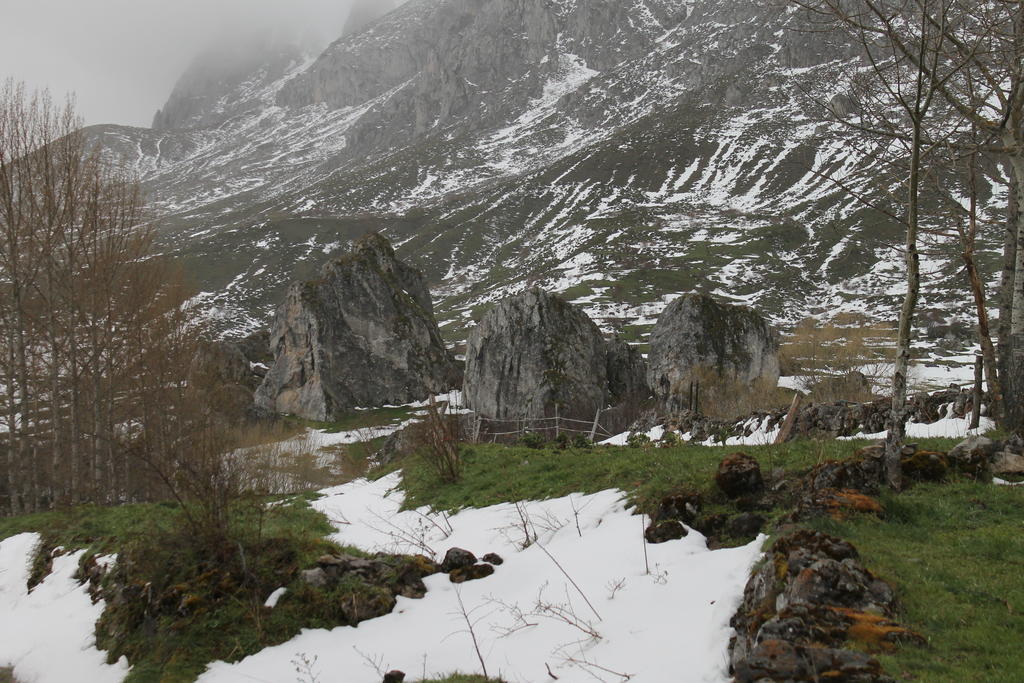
[647,294,779,407]
[277,0,688,152]
[606,336,650,405]
[255,233,456,421]
[190,339,267,419]
[463,289,649,421]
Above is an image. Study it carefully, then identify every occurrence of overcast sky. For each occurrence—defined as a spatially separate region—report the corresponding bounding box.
[0,0,371,128]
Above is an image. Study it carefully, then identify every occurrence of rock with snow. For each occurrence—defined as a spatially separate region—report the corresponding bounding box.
[448,563,495,583]
[439,547,477,572]
[647,294,780,407]
[464,289,646,421]
[255,234,457,421]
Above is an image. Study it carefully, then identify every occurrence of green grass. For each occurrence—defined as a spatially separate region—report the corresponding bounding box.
[809,481,1024,682]
[0,501,182,555]
[399,437,963,516]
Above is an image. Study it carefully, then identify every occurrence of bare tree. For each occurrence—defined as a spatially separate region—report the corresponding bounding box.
[0,80,249,516]
[791,0,970,487]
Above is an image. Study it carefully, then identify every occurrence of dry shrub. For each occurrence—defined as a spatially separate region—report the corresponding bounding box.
[407,400,465,483]
[780,313,895,402]
[669,366,792,420]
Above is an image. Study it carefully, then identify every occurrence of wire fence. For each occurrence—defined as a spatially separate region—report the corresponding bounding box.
[467,411,617,443]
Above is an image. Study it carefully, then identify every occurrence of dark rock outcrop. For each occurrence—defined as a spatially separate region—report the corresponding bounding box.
[190,339,266,419]
[255,234,456,421]
[716,453,764,498]
[647,294,779,406]
[464,289,648,420]
[606,336,650,404]
[644,520,688,543]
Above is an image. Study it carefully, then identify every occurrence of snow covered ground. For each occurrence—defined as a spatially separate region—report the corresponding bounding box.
[0,475,764,683]
[0,534,128,683]
[200,474,763,683]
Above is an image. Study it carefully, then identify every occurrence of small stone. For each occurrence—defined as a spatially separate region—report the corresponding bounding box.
[992,451,1024,475]
[653,491,702,525]
[300,568,327,587]
[725,513,765,539]
[900,450,948,482]
[481,552,504,565]
[644,520,688,543]
[448,563,495,583]
[440,547,477,572]
[949,435,997,459]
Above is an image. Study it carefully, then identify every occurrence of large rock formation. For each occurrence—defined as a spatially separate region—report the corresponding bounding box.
[254,234,456,420]
[647,294,779,405]
[464,289,648,420]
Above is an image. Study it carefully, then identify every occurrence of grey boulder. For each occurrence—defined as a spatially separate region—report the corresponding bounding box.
[255,233,456,421]
[647,294,779,405]
[464,289,648,421]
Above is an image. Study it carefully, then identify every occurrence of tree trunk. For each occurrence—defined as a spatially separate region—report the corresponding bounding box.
[1003,137,1024,433]
[884,122,924,491]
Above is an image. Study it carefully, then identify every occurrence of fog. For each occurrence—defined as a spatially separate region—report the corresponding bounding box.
[0,0,391,128]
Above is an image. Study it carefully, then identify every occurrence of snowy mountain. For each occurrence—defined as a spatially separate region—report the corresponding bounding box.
[88,0,1003,342]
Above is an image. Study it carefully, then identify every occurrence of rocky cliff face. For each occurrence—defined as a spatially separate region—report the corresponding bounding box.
[254,233,456,420]
[464,289,648,421]
[152,37,306,131]
[647,294,779,404]
[277,0,686,151]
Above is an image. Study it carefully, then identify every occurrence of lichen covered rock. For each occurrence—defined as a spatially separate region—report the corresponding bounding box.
[716,452,764,498]
[254,233,456,420]
[729,529,916,682]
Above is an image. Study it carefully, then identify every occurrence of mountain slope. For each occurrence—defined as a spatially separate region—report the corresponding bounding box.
[89,0,1003,342]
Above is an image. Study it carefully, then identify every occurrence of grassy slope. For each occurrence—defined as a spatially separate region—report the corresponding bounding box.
[811,482,1024,682]
[399,438,957,515]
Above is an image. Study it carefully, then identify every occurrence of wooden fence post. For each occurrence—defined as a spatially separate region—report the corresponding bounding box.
[774,393,802,445]
[589,408,601,442]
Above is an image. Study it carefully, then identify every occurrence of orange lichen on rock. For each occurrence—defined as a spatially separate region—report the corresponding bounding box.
[831,607,925,652]
[825,489,884,519]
